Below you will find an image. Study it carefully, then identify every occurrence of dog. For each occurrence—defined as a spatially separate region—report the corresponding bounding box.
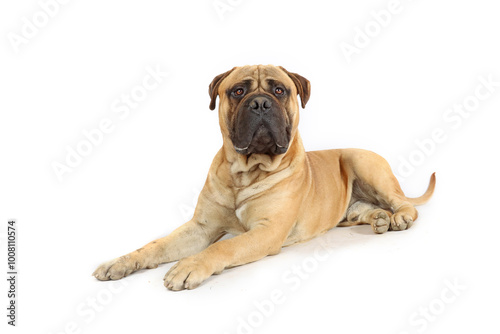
[93,65,435,290]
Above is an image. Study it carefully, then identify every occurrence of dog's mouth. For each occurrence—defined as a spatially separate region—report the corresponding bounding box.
[230,93,291,156]
[233,123,289,156]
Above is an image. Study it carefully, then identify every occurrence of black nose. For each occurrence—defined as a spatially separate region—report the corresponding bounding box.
[249,96,272,115]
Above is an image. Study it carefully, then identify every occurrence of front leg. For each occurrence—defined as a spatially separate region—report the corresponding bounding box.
[93,219,223,280]
[164,222,290,290]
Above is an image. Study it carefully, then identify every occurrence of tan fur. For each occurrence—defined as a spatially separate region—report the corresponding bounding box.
[93,65,435,290]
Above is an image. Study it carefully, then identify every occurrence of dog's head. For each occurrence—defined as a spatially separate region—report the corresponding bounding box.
[209,65,310,156]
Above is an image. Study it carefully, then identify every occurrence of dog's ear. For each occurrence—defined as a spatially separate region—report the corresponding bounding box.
[279,66,311,108]
[209,68,236,110]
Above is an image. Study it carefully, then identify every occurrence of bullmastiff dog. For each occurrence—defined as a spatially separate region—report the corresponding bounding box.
[93,65,436,290]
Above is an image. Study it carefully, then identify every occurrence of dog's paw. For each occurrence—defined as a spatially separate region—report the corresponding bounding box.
[93,255,147,281]
[390,212,414,231]
[163,256,214,291]
[370,209,391,234]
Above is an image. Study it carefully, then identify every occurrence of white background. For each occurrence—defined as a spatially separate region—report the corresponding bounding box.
[1,0,500,333]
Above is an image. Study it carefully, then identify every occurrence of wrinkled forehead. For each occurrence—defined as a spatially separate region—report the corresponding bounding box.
[222,65,294,91]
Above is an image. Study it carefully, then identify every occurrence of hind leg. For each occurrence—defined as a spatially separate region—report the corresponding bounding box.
[390,203,417,231]
[338,201,393,234]
[344,149,418,231]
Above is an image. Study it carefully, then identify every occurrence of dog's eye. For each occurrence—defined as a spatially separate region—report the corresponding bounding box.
[233,88,245,96]
[275,87,284,95]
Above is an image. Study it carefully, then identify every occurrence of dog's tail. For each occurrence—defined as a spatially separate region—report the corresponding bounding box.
[406,173,436,206]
